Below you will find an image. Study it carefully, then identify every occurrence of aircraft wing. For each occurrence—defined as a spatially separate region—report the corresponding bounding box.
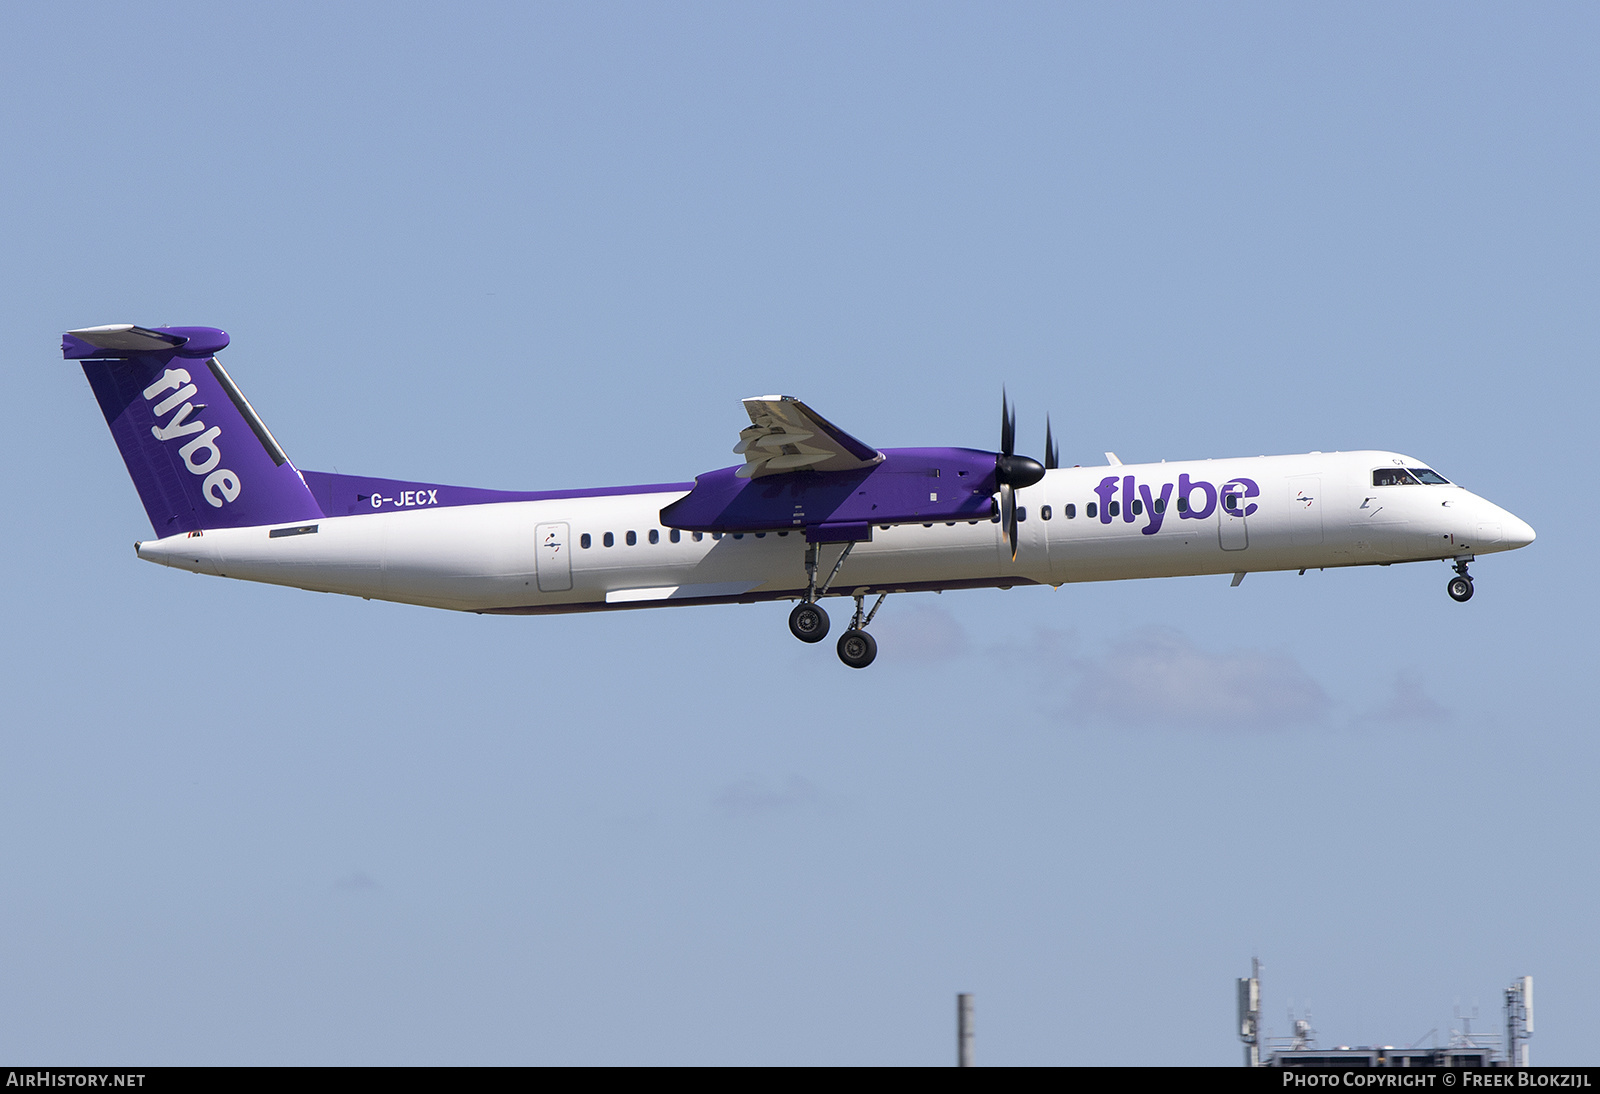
[732,396,884,479]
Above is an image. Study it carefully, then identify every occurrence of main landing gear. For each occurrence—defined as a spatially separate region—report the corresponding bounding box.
[835,591,888,669]
[1447,558,1475,603]
[789,542,888,667]
[787,541,845,644]
[788,601,829,643]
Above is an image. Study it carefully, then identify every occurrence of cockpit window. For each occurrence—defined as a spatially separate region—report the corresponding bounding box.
[1373,468,1421,486]
[1410,468,1451,484]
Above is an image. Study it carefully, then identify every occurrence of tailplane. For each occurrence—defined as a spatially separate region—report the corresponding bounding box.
[65,324,323,534]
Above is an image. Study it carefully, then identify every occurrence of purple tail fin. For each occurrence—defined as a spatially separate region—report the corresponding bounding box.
[65,324,324,535]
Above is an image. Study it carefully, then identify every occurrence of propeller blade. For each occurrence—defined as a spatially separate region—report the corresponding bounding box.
[1001,482,1018,559]
[1000,389,1015,457]
[1044,416,1058,471]
[993,390,1036,558]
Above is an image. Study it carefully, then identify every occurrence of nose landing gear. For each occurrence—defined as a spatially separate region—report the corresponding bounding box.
[1447,558,1475,603]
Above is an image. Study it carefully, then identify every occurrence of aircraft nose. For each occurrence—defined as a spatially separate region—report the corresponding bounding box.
[1504,513,1536,549]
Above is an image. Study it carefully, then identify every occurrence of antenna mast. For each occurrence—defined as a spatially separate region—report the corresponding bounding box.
[1238,957,1263,1067]
[1505,976,1533,1066]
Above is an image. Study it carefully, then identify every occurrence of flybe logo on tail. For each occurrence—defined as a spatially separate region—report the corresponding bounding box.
[1093,474,1260,534]
[143,368,241,508]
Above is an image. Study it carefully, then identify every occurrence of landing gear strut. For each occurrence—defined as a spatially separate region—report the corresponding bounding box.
[789,543,831,642]
[836,591,887,669]
[1447,558,1474,603]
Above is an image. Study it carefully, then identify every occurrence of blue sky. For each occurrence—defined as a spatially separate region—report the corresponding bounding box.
[2,2,1594,1064]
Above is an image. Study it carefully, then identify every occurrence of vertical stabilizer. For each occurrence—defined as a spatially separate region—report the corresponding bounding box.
[65,325,324,534]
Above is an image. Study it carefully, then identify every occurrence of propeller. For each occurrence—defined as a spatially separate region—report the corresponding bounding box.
[994,390,1046,559]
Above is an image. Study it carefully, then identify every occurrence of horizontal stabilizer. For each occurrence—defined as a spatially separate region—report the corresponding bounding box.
[64,324,230,359]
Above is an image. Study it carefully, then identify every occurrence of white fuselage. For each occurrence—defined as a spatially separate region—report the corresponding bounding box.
[133,451,1535,613]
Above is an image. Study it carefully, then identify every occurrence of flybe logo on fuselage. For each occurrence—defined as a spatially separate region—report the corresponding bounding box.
[1090,474,1260,535]
[142,368,241,508]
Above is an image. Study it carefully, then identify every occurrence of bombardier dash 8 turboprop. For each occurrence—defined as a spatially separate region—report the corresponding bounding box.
[66,324,1535,669]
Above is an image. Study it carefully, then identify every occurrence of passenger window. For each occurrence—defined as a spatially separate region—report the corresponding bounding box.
[693,531,703,542]
[1373,468,1421,486]
[1064,503,1076,519]
[603,532,614,547]
[1086,502,1097,518]
[1154,499,1166,513]
[1108,501,1120,517]
[713,532,723,540]
[733,533,744,539]
[1041,505,1052,520]
[626,530,637,546]
[580,533,591,549]
[670,529,681,543]
[755,532,766,538]
[649,529,660,544]
[1177,497,1188,513]
[1132,499,1143,516]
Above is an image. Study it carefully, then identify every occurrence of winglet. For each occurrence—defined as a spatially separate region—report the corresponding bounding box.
[1105,451,1123,466]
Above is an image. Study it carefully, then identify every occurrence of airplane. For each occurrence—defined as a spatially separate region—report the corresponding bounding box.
[64,323,1536,669]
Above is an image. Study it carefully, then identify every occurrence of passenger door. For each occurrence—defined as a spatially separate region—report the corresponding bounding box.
[535,521,573,592]
[1219,496,1248,551]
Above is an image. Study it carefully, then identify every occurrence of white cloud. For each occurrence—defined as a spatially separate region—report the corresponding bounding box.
[869,603,968,661]
[333,870,382,892]
[1055,627,1330,731]
[1359,672,1451,725]
[713,775,821,818]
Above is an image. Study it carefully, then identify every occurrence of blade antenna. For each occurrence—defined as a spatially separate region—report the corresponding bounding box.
[1045,415,1058,471]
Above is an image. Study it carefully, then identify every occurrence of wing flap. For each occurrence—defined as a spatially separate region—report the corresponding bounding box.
[734,396,882,478]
